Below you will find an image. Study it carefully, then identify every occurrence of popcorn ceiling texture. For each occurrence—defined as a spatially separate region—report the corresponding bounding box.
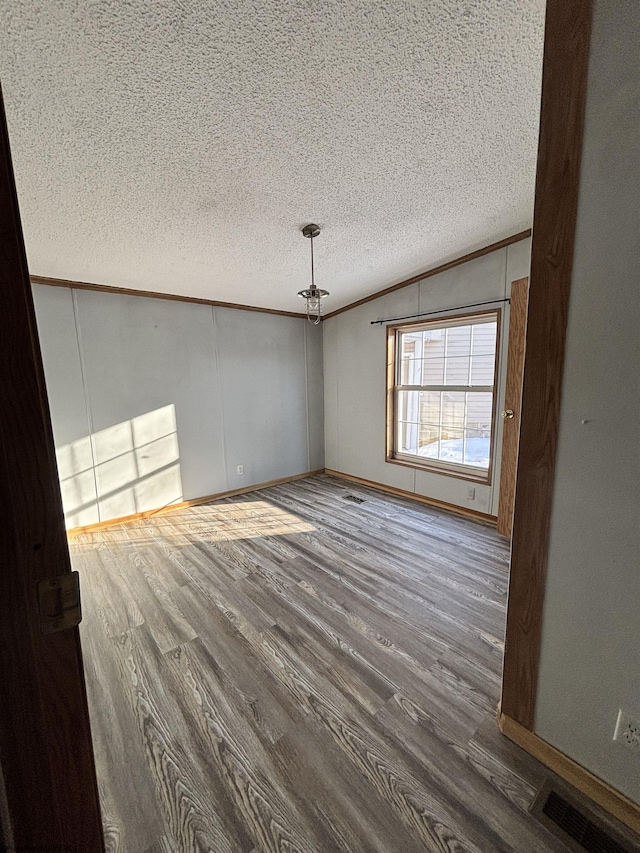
[0,1,545,312]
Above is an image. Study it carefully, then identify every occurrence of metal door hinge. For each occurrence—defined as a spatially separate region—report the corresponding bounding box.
[38,571,82,634]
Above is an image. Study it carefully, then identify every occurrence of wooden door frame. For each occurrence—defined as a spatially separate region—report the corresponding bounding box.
[0,89,104,848]
[500,0,592,730]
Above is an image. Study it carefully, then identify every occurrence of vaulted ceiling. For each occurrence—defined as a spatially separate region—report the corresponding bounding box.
[1,1,545,312]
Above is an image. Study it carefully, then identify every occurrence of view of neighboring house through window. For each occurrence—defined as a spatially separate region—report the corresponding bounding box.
[387,311,499,481]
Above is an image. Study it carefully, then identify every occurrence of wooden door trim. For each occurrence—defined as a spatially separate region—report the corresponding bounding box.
[0,90,104,848]
[501,0,592,728]
[496,277,529,537]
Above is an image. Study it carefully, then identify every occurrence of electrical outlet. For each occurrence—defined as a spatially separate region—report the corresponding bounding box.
[467,487,475,501]
[613,709,640,751]
[236,464,244,475]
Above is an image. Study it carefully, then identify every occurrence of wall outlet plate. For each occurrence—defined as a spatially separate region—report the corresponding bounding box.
[467,487,475,501]
[236,464,244,475]
[613,709,640,751]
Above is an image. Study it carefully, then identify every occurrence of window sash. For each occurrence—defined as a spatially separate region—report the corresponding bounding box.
[395,389,494,472]
[393,451,490,478]
[396,384,493,393]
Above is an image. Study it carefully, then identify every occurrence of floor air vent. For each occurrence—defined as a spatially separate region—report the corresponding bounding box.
[536,789,632,853]
[343,494,366,504]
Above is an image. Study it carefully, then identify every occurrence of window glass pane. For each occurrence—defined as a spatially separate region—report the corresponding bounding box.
[422,328,445,361]
[471,322,497,356]
[470,354,494,385]
[445,324,471,355]
[440,391,465,428]
[418,390,441,424]
[465,392,493,429]
[444,354,470,384]
[420,327,445,384]
[422,328,444,348]
[436,428,464,464]
[463,428,491,468]
[400,331,421,359]
[445,326,471,384]
[396,390,419,423]
[418,424,440,454]
[397,420,419,455]
[422,354,445,384]
[401,356,422,384]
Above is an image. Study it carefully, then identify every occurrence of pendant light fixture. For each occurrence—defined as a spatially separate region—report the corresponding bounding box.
[297,223,329,324]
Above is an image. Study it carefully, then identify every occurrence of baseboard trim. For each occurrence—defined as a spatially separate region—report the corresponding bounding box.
[66,470,325,537]
[323,469,497,524]
[499,712,640,834]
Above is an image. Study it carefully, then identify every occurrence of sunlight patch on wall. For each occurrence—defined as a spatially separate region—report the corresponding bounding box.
[57,404,183,528]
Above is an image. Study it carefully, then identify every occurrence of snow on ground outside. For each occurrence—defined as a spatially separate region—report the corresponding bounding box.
[417,435,490,469]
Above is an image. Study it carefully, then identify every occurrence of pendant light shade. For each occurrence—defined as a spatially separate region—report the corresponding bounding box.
[297,223,329,324]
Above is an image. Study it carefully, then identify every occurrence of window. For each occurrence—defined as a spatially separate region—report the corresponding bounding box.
[386,310,500,482]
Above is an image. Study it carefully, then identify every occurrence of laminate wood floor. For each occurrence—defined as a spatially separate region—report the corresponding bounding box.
[73,474,573,852]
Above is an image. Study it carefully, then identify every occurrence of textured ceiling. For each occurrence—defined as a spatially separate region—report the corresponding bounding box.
[0,1,545,312]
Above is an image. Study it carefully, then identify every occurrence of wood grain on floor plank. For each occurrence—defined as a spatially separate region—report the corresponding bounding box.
[75,473,594,852]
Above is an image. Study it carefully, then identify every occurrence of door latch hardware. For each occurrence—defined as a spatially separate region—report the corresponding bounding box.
[37,571,82,634]
[501,409,515,419]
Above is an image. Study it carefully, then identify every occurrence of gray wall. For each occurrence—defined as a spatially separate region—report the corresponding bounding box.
[535,0,640,803]
[33,285,324,528]
[323,238,531,515]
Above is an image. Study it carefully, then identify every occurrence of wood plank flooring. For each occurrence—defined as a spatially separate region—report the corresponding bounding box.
[73,474,575,852]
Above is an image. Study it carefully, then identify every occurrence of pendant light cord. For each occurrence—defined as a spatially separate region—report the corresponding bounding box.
[310,234,320,323]
[310,232,315,291]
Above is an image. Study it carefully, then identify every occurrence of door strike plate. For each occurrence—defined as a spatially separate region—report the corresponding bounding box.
[37,571,82,634]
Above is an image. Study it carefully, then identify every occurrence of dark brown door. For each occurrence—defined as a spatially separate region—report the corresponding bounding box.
[497,277,529,537]
[0,90,104,849]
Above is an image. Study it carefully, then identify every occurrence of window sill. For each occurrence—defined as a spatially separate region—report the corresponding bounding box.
[385,454,492,485]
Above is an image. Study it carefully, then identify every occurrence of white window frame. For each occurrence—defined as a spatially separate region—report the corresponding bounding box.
[385,309,501,484]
